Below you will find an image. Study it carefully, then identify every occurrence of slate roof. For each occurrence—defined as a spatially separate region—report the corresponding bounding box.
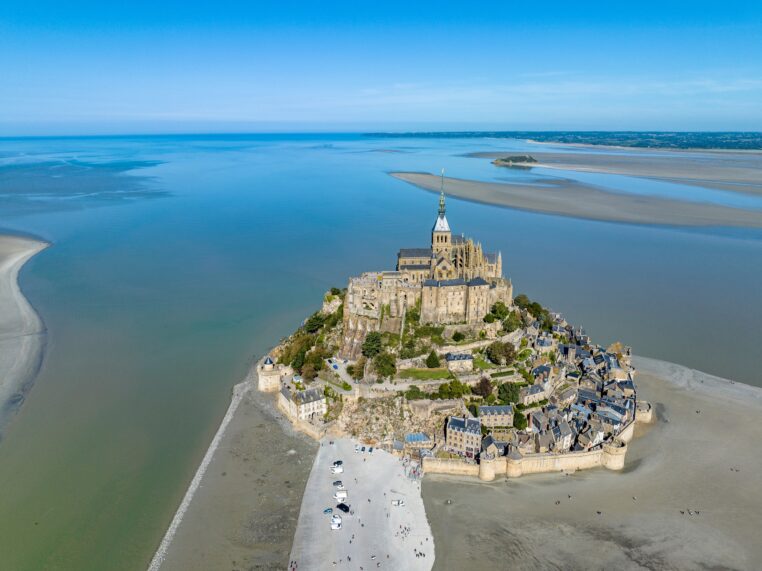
[445,352,473,362]
[433,214,450,232]
[467,277,488,286]
[423,278,466,287]
[478,405,513,416]
[399,248,432,258]
[399,264,430,270]
[448,416,481,435]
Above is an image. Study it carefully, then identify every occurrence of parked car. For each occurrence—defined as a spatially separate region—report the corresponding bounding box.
[333,364,339,370]
[361,446,366,453]
[391,499,406,507]
[336,503,350,513]
[330,465,344,474]
[333,460,343,466]
[354,445,360,453]
[323,507,333,515]
[333,490,348,501]
[332,480,343,487]
[330,514,342,530]
[368,447,374,454]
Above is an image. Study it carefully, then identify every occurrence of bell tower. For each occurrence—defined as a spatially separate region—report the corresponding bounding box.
[432,169,452,257]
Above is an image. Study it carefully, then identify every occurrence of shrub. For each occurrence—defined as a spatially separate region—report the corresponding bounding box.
[513,413,528,430]
[452,331,465,342]
[341,381,352,391]
[483,313,496,323]
[425,350,441,369]
[491,301,510,320]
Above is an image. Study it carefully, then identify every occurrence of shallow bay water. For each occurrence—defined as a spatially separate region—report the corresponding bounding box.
[0,134,760,570]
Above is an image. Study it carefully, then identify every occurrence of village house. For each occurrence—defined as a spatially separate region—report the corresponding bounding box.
[478,404,514,428]
[278,386,327,422]
[446,416,482,459]
[519,383,546,406]
[445,352,474,374]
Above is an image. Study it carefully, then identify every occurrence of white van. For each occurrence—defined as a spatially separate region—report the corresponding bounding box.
[333,490,348,501]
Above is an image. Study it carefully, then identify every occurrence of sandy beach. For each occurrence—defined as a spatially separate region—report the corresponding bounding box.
[0,233,48,432]
[290,437,434,571]
[153,370,317,571]
[422,356,762,571]
[468,148,762,196]
[391,172,762,228]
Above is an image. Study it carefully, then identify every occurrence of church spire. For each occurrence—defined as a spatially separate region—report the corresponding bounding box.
[438,168,446,216]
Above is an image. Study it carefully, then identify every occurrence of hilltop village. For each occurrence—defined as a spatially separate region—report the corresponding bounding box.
[258,190,652,480]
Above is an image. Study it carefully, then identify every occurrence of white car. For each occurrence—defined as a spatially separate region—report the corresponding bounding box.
[330,514,342,530]
[391,499,406,507]
[330,465,344,474]
[334,490,348,501]
[354,445,360,453]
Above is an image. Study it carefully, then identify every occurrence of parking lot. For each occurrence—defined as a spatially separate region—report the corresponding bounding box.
[289,438,434,570]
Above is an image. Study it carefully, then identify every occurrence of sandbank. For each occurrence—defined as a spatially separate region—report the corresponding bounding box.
[289,437,434,571]
[150,367,317,571]
[0,233,48,432]
[422,356,762,570]
[469,149,762,196]
[391,172,762,228]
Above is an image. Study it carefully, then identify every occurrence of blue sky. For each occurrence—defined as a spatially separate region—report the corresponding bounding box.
[1,1,761,135]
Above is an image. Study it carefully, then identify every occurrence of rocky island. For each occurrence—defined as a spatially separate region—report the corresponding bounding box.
[258,188,652,480]
[491,154,538,168]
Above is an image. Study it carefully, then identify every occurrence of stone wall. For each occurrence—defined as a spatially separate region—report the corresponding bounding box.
[421,458,480,477]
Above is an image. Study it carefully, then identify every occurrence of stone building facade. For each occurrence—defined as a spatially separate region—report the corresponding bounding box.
[340,190,513,359]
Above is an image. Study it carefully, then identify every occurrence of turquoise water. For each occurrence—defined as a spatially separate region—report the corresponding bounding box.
[0,134,761,570]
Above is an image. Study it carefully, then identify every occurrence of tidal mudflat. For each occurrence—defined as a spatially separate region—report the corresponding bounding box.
[0,234,47,433]
[391,172,762,228]
[155,375,317,571]
[422,357,762,571]
[468,147,762,196]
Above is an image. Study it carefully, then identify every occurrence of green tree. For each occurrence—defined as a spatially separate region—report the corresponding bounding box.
[347,357,366,380]
[330,287,341,296]
[502,311,521,333]
[486,341,516,366]
[362,331,383,358]
[483,313,496,324]
[404,385,425,400]
[452,331,465,342]
[472,376,494,398]
[498,382,521,404]
[513,413,528,430]
[373,352,397,379]
[304,312,325,334]
[425,350,441,369]
[301,363,317,381]
[491,301,510,320]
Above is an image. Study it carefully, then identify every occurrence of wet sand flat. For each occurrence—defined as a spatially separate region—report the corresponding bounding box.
[469,148,762,196]
[391,172,762,228]
[156,382,317,571]
[0,233,47,429]
[421,356,762,571]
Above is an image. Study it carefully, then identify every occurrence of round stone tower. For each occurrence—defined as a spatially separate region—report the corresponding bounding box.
[602,439,628,471]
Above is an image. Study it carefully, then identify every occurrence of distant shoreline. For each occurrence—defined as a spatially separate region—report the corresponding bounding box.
[0,233,49,435]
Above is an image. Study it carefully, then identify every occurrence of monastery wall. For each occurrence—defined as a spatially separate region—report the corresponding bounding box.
[421,458,480,477]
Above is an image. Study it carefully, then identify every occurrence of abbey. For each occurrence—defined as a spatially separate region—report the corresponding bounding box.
[340,189,513,359]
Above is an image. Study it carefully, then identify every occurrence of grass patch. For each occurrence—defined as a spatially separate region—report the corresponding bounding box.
[399,368,452,381]
[473,356,494,370]
[490,369,516,378]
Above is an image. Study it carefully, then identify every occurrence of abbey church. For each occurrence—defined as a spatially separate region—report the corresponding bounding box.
[340,188,513,359]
